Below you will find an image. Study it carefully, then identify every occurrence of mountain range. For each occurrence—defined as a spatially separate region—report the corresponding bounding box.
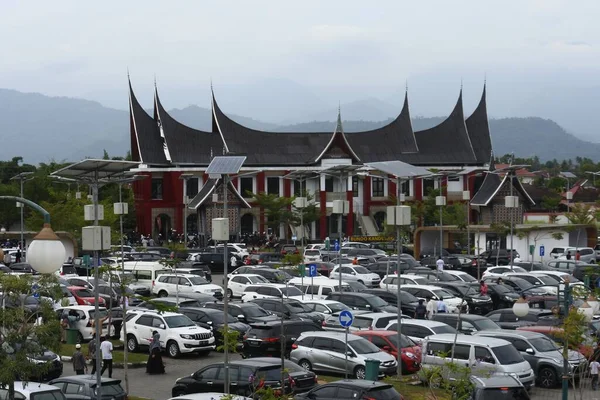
[1,88,598,164]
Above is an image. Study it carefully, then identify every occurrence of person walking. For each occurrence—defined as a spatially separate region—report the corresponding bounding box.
[415,299,427,319]
[72,344,88,375]
[15,248,21,263]
[590,358,600,390]
[230,255,238,268]
[99,336,113,378]
[575,250,581,261]
[437,297,448,313]
[425,296,437,320]
[479,280,488,296]
[566,251,572,260]
[146,331,165,374]
[352,257,358,265]
[436,257,444,273]
[88,336,97,375]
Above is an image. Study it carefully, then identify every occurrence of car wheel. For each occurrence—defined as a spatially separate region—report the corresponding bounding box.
[172,389,186,397]
[298,359,312,371]
[227,289,234,299]
[127,334,139,352]
[158,290,168,298]
[168,340,181,358]
[538,367,558,388]
[354,365,366,379]
[357,280,364,285]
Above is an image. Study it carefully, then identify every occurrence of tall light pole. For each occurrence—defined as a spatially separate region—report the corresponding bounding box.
[10,172,34,255]
[179,174,195,249]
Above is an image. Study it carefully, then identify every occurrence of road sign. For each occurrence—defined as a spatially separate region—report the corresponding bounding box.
[308,264,318,277]
[339,310,354,327]
[540,245,545,257]
[297,264,306,277]
[292,235,297,241]
[334,240,340,251]
[32,283,39,298]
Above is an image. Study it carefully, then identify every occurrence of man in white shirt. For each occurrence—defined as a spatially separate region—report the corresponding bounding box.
[425,296,437,319]
[99,336,114,378]
[230,255,238,268]
[436,257,444,272]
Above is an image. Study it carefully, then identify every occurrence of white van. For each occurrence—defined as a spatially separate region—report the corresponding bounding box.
[122,261,171,292]
[421,333,535,388]
[1,382,66,400]
[288,276,351,300]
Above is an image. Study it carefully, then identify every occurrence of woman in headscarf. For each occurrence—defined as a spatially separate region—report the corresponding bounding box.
[146,331,165,374]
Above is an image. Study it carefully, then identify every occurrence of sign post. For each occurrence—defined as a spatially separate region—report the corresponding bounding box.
[308,264,317,299]
[298,264,306,299]
[540,245,545,263]
[339,310,354,379]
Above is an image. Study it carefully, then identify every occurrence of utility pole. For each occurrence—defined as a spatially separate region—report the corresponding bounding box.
[10,172,33,256]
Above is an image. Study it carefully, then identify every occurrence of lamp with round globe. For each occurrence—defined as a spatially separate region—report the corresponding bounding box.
[579,301,594,322]
[513,294,530,318]
[27,223,66,274]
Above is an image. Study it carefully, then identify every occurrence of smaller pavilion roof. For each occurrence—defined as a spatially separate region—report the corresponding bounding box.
[188,178,251,209]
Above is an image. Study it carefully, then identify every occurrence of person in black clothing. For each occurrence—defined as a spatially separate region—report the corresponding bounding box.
[415,299,427,319]
[566,251,572,260]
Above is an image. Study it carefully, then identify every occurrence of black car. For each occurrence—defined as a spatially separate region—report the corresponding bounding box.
[432,314,501,335]
[179,307,250,345]
[511,262,548,272]
[482,276,533,294]
[50,376,126,400]
[96,284,121,308]
[172,359,316,397]
[345,248,387,259]
[433,282,494,315]
[362,288,420,316]
[420,256,460,270]
[9,262,35,274]
[128,252,163,261]
[242,320,322,358]
[326,292,398,314]
[7,342,63,382]
[472,282,520,310]
[365,260,410,278]
[483,249,520,266]
[249,298,324,324]
[485,308,556,329]
[192,252,227,273]
[252,268,293,283]
[176,261,212,282]
[295,379,402,400]
[204,301,279,324]
[405,269,460,282]
[248,252,284,265]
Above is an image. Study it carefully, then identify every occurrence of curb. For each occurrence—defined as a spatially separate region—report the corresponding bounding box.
[60,356,146,369]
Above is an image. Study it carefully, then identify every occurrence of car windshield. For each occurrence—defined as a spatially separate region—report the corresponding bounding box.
[274,271,292,281]
[29,390,66,400]
[349,338,381,354]
[465,287,480,296]
[75,289,94,297]
[354,266,370,274]
[281,287,303,297]
[286,300,311,312]
[529,336,559,352]
[243,305,271,317]
[113,286,135,296]
[188,276,209,285]
[210,313,237,323]
[535,276,557,285]
[492,285,513,294]
[473,319,500,330]
[400,291,419,303]
[327,302,349,313]
[457,274,477,282]
[248,276,268,284]
[386,334,416,349]
[493,344,524,364]
[305,250,320,256]
[164,315,196,328]
[432,289,455,299]
[368,296,389,307]
[431,325,457,334]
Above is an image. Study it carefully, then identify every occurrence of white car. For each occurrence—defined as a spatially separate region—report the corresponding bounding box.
[153,273,223,298]
[55,305,110,341]
[341,242,371,249]
[168,393,250,400]
[303,249,322,263]
[3,382,66,400]
[330,265,381,288]
[400,284,468,314]
[306,244,325,250]
[227,274,270,298]
[240,283,304,302]
[385,319,457,345]
[301,299,349,317]
[444,270,478,283]
[481,266,527,278]
[503,272,557,286]
[530,271,583,285]
[217,243,249,258]
[380,274,429,291]
[122,310,215,357]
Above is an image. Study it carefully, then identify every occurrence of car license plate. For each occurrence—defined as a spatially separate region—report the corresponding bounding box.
[199,340,208,346]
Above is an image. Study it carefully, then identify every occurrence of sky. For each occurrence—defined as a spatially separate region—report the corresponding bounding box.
[1,0,600,135]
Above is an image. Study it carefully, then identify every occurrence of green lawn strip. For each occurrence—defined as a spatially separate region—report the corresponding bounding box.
[56,342,148,364]
[318,375,450,400]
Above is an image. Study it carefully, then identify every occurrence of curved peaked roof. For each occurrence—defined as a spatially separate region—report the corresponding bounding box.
[403,90,477,165]
[471,156,535,207]
[466,84,493,164]
[128,80,168,165]
[155,89,223,165]
[345,91,419,162]
[315,110,361,163]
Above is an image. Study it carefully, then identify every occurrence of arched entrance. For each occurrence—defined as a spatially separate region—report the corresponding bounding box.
[374,211,386,232]
[240,213,255,235]
[154,214,171,240]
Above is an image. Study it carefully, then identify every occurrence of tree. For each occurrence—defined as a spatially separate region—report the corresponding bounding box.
[251,193,295,238]
[489,222,511,265]
[515,226,563,264]
[0,273,62,400]
[565,203,595,225]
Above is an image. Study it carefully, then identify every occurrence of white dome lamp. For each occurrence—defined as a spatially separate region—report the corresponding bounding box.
[513,295,530,318]
[579,301,594,322]
[27,222,66,274]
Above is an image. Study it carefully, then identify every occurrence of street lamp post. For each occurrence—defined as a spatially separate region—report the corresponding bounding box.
[558,281,572,400]
[10,172,34,256]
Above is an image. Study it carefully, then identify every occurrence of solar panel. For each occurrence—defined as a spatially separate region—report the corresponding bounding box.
[560,171,577,179]
[206,156,246,175]
[366,161,431,178]
[51,159,139,181]
[323,165,363,174]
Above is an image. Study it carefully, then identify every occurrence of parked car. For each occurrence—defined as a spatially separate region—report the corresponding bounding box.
[365,260,411,278]
[55,306,109,342]
[503,273,557,287]
[433,282,493,315]
[444,270,478,283]
[482,266,527,278]
[330,265,381,288]
[431,313,501,335]
[204,301,278,324]
[241,284,304,302]
[385,319,457,345]
[516,325,595,358]
[179,307,250,346]
[325,292,398,313]
[67,286,106,306]
[355,330,422,374]
[485,308,556,330]
[290,331,397,379]
[404,269,460,282]
[123,310,215,357]
[50,376,126,400]
[4,341,63,382]
[132,296,213,311]
[4,382,66,400]
[362,288,420,317]
[481,249,520,265]
[242,320,322,359]
[475,330,588,388]
[247,252,284,265]
[153,273,223,299]
[176,262,213,282]
[227,274,270,298]
[556,247,596,263]
[250,268,293,284]
[249,298,324,324]
[303,249,322,263]
[481,276,533,294]
[400,284,468,313]
[189,253,227,273]
[469,375,530,400]
[380,274,429,290]
[280,245,299,255]
[345,248,387,260]
[301,299,349,317]
[294,379,402,400]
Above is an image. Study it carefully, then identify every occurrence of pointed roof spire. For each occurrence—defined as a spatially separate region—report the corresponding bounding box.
[336,102,343,133]
[154,74,157,88]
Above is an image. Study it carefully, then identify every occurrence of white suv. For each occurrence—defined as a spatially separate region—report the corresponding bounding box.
[303,249,322,263]
[330,265,381,287]
[55,306,109,341]
[122,310,215,357]
[240,284,304,302]
[153,273,223,299]
[227,274,270,298]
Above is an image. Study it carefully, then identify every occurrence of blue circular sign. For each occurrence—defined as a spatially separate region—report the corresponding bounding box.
[339,310,354,327]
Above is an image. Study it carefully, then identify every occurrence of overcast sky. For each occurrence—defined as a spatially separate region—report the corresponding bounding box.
[1,1,599,130]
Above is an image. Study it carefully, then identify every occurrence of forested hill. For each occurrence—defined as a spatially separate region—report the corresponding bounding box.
[1,88,599,163]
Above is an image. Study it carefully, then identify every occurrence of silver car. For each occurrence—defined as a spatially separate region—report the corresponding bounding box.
[290,331,397,379]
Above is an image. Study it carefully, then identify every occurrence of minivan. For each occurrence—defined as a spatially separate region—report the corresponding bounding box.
[421,334,535,388]
[121,261,171,291]
[288,277,351,299]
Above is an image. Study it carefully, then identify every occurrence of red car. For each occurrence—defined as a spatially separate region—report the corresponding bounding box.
[67,286,106,306]
[355,330,422,373]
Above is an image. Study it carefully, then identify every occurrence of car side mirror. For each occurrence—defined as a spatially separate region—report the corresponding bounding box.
[346,351,355,358]
[383,345,391,351]
[352,272,356,275]
[207,321,213,325]
[159,324,166,329]
[237,314,246,322]
[525,348,535,355]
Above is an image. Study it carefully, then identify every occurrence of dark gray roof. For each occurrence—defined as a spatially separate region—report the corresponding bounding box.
[129,81,168,165]
[471,158,535,206]
[155,90,223,166]
[465,85,493,164]
[188,178,250,209]
[401,91,478,166]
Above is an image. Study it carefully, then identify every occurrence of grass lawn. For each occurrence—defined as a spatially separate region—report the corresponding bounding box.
[319,375,450,400]
[55,340,148,364]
